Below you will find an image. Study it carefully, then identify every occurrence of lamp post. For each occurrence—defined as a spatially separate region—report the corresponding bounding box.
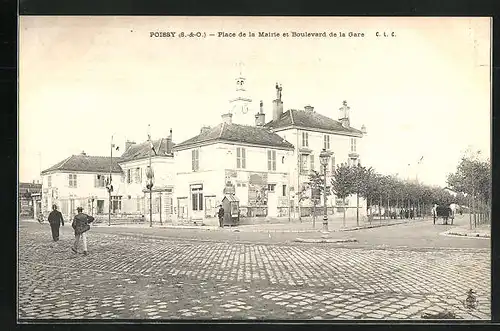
[319,148,332,233]
[146,126,155,227]
[107,135,116,226]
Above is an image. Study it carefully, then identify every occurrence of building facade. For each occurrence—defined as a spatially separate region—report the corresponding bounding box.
[264,88,368,219]
[172,114,295,225]
[19,181,42,219]
[40,152,124,219]
[118,132,175,224]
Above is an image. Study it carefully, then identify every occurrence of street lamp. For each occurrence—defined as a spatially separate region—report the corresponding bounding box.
[146,127,155,228]
[146,166,154,227]
[319,148,332,233]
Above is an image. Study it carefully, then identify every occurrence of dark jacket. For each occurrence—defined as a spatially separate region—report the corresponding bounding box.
[48,210,64,226]
[217,207,225,219]
[72,212,95,235]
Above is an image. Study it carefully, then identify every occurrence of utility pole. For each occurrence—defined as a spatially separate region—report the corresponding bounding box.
[108,135,113,226]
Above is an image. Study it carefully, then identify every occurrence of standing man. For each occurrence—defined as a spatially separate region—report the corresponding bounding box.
[71,206,95,256]
[217,204,225,228]
[48,204,64,241]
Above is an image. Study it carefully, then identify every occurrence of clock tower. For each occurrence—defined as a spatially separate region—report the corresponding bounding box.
[229,62,253,125]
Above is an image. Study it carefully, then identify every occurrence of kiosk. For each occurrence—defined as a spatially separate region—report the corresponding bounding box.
[222,194,240,226]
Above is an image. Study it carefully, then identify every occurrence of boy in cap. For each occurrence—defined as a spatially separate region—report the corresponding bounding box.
[71,206,95,256]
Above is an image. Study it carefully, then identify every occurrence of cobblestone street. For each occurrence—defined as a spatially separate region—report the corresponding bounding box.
[18,221,490,320]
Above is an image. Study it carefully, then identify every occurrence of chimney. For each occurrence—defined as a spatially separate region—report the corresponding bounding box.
[272,82,284,121]
[165,129,173,155]
[338,100,350,128]
[200,126,211,134]
[255,100,266,126]
[304,105,314,112]
[80,151,87,156]
[221,112,233,124]
[125,140,136,151]
[361,124,367,134]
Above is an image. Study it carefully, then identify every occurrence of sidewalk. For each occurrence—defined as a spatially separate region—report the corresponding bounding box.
[21,216,427,234]
[442,224,490,239]
[96,216,426,233]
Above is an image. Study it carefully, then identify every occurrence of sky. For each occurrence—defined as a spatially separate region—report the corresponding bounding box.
[19,16,491,187]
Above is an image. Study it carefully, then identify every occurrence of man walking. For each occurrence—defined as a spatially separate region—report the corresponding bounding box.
[217,204,225,228]
[71,206,95,256]
[48,204,64,241]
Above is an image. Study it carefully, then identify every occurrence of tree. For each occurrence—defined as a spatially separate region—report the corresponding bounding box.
[331,163,354,227]
[447,151,491,228]
[308,170,325,228]
[350,163,372,226]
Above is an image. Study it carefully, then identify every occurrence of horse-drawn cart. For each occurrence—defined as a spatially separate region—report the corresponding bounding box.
[433,205,454,225]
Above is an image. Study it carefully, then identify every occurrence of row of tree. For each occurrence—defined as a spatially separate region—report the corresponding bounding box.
[302,149,490,229]
[446,150,491,228]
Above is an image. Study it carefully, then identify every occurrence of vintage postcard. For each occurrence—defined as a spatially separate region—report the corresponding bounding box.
[18,16,491,321]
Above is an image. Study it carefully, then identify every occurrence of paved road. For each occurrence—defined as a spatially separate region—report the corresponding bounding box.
[18,219,490,320]
[90,215,489,250]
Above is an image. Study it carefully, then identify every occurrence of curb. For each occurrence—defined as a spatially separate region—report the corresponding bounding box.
[440,230,490,240]
[294,238,358,244]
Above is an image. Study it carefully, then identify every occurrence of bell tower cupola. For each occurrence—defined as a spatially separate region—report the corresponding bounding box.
[229,61,253,125]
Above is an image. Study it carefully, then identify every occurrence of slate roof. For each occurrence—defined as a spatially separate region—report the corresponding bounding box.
[264,109,363,135]
[173,123,295,151]
[19,182,42,194]
[41,155,123,174]
[119,138,174,162]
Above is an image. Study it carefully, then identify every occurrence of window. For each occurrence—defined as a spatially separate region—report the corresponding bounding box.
[127,169,132,183]
[47,176,52,188]
[268,184,276,192]
[350,138,357,152]
[302,132,309,147]
[192,149,199,171]
[331,156,336,173]
[154,196,161,213]
[95,174,106,188]
[191,184,203,211]
[282,185,287,196]
[68,174,77,188]
[135,167,142,183]
[300,154,309,173]
[310,154,315,172]
[324,135,330,150]
[267,150,277,171]
[136,196,142,212]
[111,196,122,213]
[236,147,246,169]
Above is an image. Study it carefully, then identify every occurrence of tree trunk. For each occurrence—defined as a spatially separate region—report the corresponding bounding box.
[356,192,360,227]
[396,197,399,218]
[468,196,472,230]
[472,188,476,228]
[313,202,316,229]
[343,197,346,227]
[387,195,390,221]
[368,197,372,224]
[378,195,382,223]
